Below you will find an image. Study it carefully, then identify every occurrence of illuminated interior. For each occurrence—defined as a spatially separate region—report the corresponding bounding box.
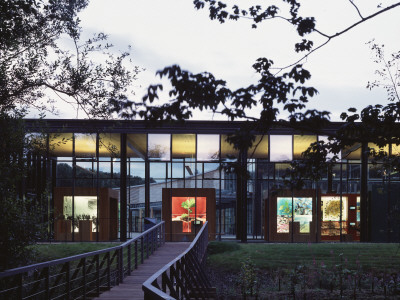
[270,135,293,161]
[197,135,219,160]
[321,196,348,236]
[248,135,269,159]
[171,197,207,233]
[99,133,121,157]
[277,197,313,233]
[63,196,98,232]
[220,134,238,158]
[74,133,96,157]
[293,135,317,159]
[148,134,171,160]
[127,133,147,158]
[172,134,196,158]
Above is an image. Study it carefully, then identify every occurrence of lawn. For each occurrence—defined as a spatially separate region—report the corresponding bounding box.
[207,242,400,272]
[30,242,120,264]
[207,242,400,299]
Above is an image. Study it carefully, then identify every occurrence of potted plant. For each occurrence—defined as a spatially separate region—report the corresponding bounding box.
[180,198,195,232]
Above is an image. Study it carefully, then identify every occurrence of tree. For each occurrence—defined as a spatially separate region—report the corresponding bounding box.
[0,0,141,268]
[122,1,400,242]
[0,112,46,270]
[1,0,140,118]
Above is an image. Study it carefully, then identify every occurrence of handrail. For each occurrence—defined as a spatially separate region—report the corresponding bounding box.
[0,221,165,299]
[143,221,213,300]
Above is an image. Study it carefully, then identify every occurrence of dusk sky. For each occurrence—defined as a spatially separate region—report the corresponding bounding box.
[43,0,400,120]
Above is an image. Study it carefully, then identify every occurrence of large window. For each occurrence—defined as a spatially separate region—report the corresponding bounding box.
[270,135,292,161]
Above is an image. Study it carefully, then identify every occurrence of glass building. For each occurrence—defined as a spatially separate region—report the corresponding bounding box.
[25,119,400,242]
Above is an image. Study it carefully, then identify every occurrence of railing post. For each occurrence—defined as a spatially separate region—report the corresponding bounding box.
[66,262,70,300]
[96,254,100,296]
[107,252,111,290]
[141,236,144,264]
[119,248,123,284]
[18,273,23,300]
[45,267,50,300]
[128,244,131,275]
[82,257,86,300]
[135,240,138,269]
[146,233,149,259]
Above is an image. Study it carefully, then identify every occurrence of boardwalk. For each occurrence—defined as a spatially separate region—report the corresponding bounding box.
[94,242,190,300]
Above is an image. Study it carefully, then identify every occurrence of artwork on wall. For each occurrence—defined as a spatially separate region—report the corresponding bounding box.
[321,196,347,221]
[277,197,292,233]
[277,197,313,233]
[294,197,313,233]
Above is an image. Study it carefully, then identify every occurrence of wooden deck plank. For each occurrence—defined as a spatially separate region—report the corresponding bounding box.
[93,242,189,300]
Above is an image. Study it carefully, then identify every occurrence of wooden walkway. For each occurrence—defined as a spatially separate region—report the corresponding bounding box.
[93,242,190,300]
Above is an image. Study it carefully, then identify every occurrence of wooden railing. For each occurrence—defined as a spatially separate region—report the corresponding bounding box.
[142,221,215,299]
[0,221,165,300]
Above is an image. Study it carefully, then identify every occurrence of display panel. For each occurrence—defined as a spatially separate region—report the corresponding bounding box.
[321,196,347,221]
[171,197,206,233]
[277,197,312,233]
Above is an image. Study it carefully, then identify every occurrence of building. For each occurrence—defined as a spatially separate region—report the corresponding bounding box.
[24,119,400,242]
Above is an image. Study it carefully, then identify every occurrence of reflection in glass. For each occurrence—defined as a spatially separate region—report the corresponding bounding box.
[197,135,219,160]
[148,134,170,160]
[99,133,120,157]
[248,135,269,159]
[221,134,238,159]
[49,133,73,156]
[341,143,361,160]
[127,134,147,159]
[270,135,292,161]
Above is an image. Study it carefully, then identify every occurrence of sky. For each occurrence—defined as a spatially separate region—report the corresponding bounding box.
[43,0,400,121]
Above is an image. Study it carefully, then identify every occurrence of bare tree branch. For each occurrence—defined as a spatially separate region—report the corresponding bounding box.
[348,0,364,19]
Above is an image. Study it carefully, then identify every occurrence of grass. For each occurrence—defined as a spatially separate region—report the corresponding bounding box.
[207,242,400,273]
[30,242,120,264]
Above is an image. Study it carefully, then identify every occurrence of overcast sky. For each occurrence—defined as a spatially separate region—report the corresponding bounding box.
[44,0,400,121]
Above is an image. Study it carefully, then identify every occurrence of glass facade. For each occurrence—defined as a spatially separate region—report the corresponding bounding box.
[26,120,400,242]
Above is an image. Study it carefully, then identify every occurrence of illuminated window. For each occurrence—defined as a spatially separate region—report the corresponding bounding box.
[171,197,207,233]
[221,134,238,159]
[49,133,73,157]
[127,134,147,159]
[99,133,120,157]
[248,135,269,159]
[63,196,98,232]
[172,134,195,158]
[293,135,317,160]
[277,197,312,233]
[270,135,292,161]
[75,133,96,158]
[197,135,219,161]
[148,134,170,160]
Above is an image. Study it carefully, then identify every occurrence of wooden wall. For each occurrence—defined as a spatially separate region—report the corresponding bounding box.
[54,187,119,241]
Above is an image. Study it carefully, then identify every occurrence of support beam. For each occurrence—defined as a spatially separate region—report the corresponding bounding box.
[120,133,127,241]
[360,142,369,242]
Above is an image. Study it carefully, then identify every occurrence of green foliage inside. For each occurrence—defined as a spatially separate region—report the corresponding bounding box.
[181,198,196,214]
[207,242,400,273]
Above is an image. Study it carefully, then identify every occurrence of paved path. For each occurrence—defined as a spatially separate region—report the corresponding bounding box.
[94,242,190,300]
